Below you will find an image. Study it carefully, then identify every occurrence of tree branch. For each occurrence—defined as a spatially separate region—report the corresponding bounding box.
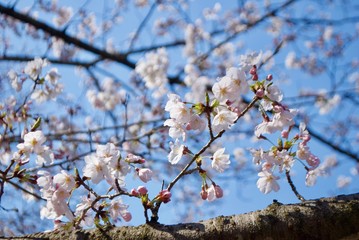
[13,192,359,240]
[0,3,136,69]
[0,54,101,68]
[304,123,359,163]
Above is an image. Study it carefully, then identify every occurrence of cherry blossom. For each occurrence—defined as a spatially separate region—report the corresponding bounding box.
[212,67,248,104]
[53,170,76,191]
[238,51,262,72]
[16,130,54,166]
[38,174,74,221]
[164,118,187,141]
[35,146,55,166]
[186,114,206,132]
[257,170,280,194]
[276,150,294,172]
[211,148,230,173]
[262,85,283,110]
[96,143,120,166]
[83,154,110,184]
[200,186,208,200]
[136,168,153,183]
[53,6,73,27]
[137,186,148,195]
[86,78,126,111]
[109,198,132,222]
[226,67,249,95]
[0,0,343,230]
[249,148,263,165]
[37,170,53,191]
[135,48,169,98]
[24,58,48,80]
[7,69,22,91]
[168,102,192,125]
[126,154,145,164]
[254,120,278,137]
[206,184,223,202]
[17,130,46,154]
[164,94,182,111]
[212,76,237,103]
[315,93,341,115]
[212,107,238,132]
[157,189,171,203]
[74,195,97,227]
[45,68,61,84]
[168,139,185,165]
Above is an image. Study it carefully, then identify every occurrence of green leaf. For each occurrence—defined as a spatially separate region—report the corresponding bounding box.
[193,103,205,114]
[30,117,41,131]
[210,99,219,109]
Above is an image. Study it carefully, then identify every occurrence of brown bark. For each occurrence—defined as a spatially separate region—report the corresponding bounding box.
[4,192,359,240]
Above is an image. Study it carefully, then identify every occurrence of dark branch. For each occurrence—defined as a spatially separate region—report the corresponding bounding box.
[0,3,136,69]
[0,55,100,67]
[305,123,359,163]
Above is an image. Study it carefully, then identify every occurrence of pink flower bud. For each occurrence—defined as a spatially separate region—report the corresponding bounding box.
[127,154,145,164]
[255,89,264,98]
[136,168,153,183]
[281,130,289,138]
[200,189,208,200]
[121,212,132,222]
[137,186,148,195]
[158,189,171,203]
[214,185,223,198]
[226,100,234,106]
[130,188,139,196]
[249,65,257,75]
[266,74,273,81]
[252,74,258,81]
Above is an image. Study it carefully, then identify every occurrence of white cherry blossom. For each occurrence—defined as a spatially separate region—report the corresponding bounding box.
[212,107,237,132]
[24,58,48,80]
[53,170,76,191]
[109,198,132,222]
[135,48,169,98]
[257,170,280,194]
[168,139,185,165]
[136,168,153,183]
[83,154,110,184]
[8,69,22,91]
[164,119,186,141]
[211,148,230,173]
[168,102,192,124]
[17,130,47,154]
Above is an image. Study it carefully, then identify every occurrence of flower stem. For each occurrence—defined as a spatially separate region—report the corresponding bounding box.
[286,170,305,202]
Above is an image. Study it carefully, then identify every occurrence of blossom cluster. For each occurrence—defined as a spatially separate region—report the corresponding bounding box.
[86,78,126,111]
[16,130,54,166]
[135,48,169,98]
[36,143,155,227]
[251,121,320,194]
[253,84,297,137]
[163,65,256,201]
[37,168,132,227]
[8,58,63,103]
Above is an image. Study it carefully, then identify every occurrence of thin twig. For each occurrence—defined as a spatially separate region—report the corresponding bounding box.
[285,170,305,202]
